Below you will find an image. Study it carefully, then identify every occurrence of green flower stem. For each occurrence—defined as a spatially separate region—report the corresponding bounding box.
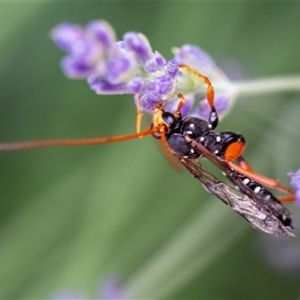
[126,200,248,299]
[232,75,300,96]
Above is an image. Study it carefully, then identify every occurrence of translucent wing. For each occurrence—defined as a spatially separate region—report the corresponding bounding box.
[179,157,295,237]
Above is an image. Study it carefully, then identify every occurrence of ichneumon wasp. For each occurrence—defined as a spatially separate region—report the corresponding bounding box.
[0,64,296,237]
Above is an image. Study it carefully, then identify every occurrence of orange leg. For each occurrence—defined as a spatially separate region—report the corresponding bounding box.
[237,157,253,172]
[278,195,295,203]
[174,93,187,118]
[179,64,215,109]
[135,93,143,134]
[227,161,295,196]
[223,143,294,196]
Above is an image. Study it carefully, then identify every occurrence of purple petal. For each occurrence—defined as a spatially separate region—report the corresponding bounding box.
[57,34,103,78]
[144,58,160,73]
[138,74,177,111]
[139,92,161,111]
[296,191,300,206]
[145,75,176,98]
[106,54,134,84]
[174,44,215,69]
[164,60,179,78]
[116,41,126,51]
[123,32,152,63]
[52,21,112,79]
[126,77,144,93]
[288,169,300,190]
[86,20,116,49]
[70,37,101,60]
[163,94,194,117]
[144,52,166,73]
[288,168,300,205]
[50,22,83,52]
[61,56,96,78]
[88,75,126,94]
[153,51,166,68]
[194,93,231,120]
[180,97,193,117]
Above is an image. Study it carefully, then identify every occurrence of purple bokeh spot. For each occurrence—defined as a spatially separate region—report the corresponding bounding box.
[99,277,127,300]
[51,276,127,300]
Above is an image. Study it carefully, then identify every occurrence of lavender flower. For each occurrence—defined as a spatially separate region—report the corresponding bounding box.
[51,20,236,119]
[51,21,114,78]
[288,168,300,205]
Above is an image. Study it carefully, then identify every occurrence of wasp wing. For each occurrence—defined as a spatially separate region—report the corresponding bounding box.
[179,157,295,237]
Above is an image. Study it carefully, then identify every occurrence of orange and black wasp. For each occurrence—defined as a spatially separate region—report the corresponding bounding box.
[0,65,295,237]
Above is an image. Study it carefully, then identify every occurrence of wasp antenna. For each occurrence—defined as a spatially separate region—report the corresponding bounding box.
[0,127,156,152]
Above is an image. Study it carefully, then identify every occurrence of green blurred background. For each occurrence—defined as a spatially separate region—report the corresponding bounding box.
[0,2,300,299]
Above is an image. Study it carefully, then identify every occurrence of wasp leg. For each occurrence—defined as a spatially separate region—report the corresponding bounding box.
[179,64,218,129]
[174,93,187,118]
[227,161,295,196]
[237,156,253,172]
[278,195,295,203]
[135,93,143,135]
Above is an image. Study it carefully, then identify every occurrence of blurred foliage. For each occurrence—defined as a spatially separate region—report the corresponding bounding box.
[0,2,300,299]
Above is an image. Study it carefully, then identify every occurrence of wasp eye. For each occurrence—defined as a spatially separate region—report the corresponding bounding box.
[162,112,176,129]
